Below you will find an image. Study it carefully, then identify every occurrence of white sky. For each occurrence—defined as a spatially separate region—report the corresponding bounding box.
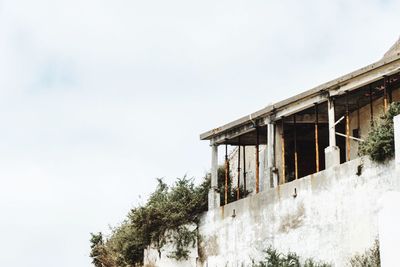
[0,0,399,266]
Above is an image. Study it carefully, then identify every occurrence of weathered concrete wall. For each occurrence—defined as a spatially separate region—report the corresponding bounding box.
[144,159,399,267]
[379,114,400,267]
[143,225,199,267]
[199,157,397,266]
[144,114,400,267]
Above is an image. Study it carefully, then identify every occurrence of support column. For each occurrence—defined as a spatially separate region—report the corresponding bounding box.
[314,103,320,173]
[345,92,350,162]
[325,97,340,168]
[208,143,220,210]
[243,146,247,194]
[281,118,286,184]
[236,145,241,200]
[255,127,260,194]
[293,114,298,180]
[395,115,400,171]
[224,144,229,205]
[384,76,389,112]
[267,121,277,188]
[369,85,374,127]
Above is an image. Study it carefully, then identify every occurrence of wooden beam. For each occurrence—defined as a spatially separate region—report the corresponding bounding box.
[255,127,260,193]
[237,145,241,200]
[314,103,320,172]
[224,144,229,205]
[281,118,286,184]
[294,115,298,180]
[346,92,350,162]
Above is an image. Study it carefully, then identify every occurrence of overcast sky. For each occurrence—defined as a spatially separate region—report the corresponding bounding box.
[0,0,399,266]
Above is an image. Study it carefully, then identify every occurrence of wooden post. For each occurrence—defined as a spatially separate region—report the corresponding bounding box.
[314,103,320,173]
[281,118,286,184]
[224,144,229,205]
[294,114,298,180]
[346,92,350,162]
[237,144,241,200]
[384,76,388,112]
[267,122,276,188]
[255,127,260,193]
[243,145,246,194]
[369,85,374,127]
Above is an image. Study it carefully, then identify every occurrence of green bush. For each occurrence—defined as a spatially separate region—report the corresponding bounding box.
[89,166,251,266]
[90,176,210,266]
[349,240,380,267]
[359,102,400,162]
[252,247,331,267]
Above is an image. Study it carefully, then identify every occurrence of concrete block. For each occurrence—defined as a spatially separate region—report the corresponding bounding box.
[324,146,340,169]
[394,115,400,166]
[379,192,400,267]
[325,146,340,169]
[208,189,220,210]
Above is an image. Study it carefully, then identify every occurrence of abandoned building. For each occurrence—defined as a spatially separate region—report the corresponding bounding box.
[144,38,400,267]
[202,43,400,208]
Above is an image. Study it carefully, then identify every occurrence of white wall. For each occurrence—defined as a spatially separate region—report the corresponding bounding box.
[198,157,397,267]
[378,114,400,267]
[144,114,400,267]
[144,157,398,267]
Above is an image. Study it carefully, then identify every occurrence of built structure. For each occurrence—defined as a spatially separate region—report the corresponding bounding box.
[144,38,400,267]
[200,38,400,209]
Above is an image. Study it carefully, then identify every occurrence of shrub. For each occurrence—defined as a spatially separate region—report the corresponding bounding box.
[359,102,400,162]
[90,176,210,266]
[90,165,251,266]
[252,247,331,267]
[349,240,380,267]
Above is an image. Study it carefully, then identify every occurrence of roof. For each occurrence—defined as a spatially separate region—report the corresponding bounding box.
[384,36,400,59]
[200,39,400,142]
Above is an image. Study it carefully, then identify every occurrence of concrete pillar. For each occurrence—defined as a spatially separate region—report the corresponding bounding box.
[208,144,220,209]
[379,192,400,267]
[267,122,278,188]
[328,97,336,147]
[325,98,340,168]
[395,115,400,168]
[377,116,400,266]
[395,114,400,191]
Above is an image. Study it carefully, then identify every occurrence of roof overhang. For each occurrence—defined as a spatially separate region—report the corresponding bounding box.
[200,52,400,144]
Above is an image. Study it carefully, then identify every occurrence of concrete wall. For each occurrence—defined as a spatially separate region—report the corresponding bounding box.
[378,114,400,267]
[144,157,398,267]
[143,225,199,267]
[198,157,397,267]
[144,114,400,267]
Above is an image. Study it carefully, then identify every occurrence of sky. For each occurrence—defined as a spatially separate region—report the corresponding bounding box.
[0,0,399,266]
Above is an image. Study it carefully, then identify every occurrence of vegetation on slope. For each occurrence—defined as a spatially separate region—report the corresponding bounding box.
[252,247,331,267]
[89,165,246,266]
[252,241,381,267]
[349,240,380,267]
[359,102,400,162]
